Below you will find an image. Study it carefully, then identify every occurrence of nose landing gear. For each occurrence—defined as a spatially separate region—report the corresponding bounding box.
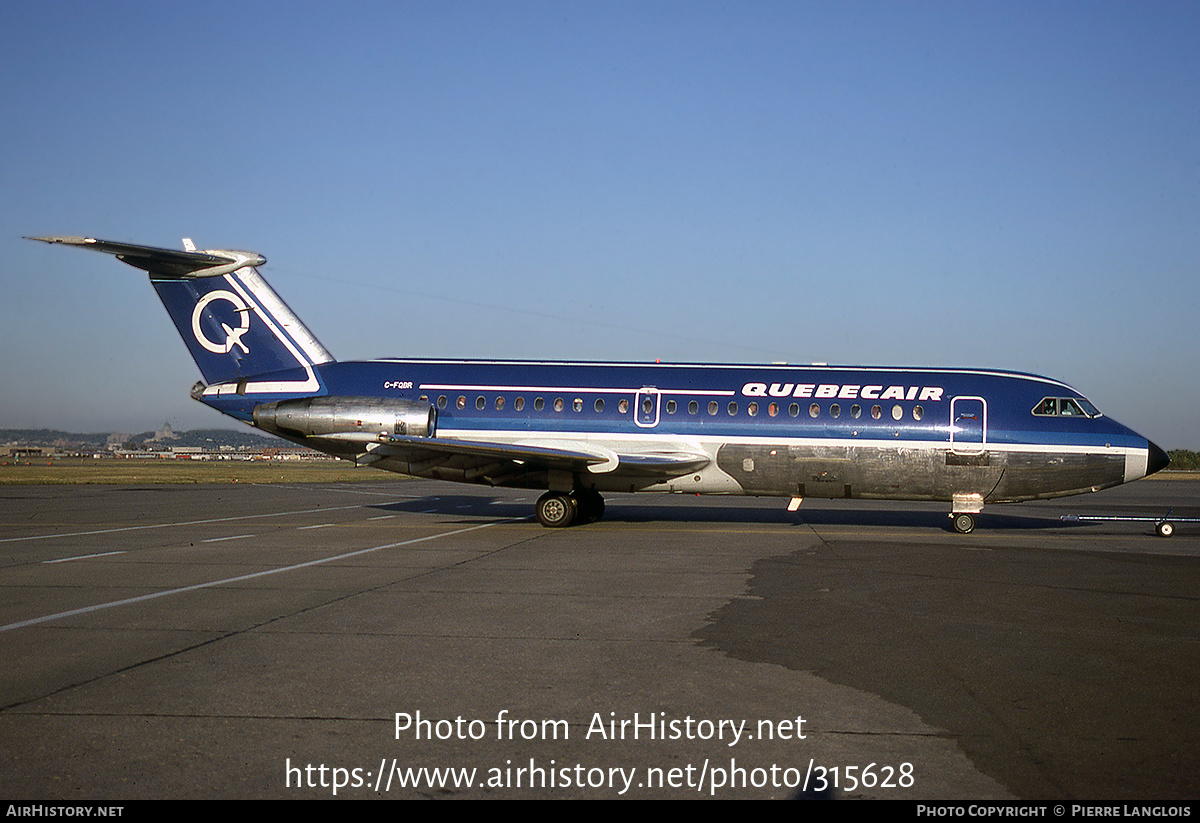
[951,512,976,534]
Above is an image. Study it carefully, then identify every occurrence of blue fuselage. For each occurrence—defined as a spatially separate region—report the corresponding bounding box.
[201,358,1163,505]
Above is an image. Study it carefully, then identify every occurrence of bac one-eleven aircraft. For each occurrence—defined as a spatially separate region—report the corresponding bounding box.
[31,235,1169,533]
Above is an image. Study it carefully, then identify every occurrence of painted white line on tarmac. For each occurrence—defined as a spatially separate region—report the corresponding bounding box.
[0,502,406,545]
[43,551,126,564]
[2,521,505,633]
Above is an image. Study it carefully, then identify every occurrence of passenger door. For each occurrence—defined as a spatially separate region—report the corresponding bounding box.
[950,396,987,454]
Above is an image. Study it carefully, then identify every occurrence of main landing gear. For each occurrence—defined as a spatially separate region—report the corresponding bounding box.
[951,512,976,534]
[535,489,605,528]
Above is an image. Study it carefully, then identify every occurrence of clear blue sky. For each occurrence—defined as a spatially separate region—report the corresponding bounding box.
[2,1,1197,446]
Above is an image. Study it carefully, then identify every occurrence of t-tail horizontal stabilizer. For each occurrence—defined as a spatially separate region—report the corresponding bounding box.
[28,235,265,278]
[28,235,334,388]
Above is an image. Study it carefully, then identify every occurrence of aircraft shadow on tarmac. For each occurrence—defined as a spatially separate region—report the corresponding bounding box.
[370,496,1072,532]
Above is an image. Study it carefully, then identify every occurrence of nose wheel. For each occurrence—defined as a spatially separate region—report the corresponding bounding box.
[951,512,976,534]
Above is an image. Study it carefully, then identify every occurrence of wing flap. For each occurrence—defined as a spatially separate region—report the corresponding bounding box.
[355,434,711,478]
[380,434,612,471]
[612,451,711,475]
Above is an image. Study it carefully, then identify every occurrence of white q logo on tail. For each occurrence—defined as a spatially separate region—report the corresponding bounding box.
[192,290,252,354]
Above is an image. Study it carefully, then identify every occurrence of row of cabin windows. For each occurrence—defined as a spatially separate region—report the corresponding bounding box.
[429,394,926,422]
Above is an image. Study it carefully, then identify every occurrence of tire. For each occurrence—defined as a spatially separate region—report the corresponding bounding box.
[536,492,576,528]
[574,489,605,523]
[952,513,975,534]
[1155,521,1175,538]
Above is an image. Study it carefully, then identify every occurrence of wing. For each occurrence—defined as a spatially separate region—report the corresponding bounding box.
[351,433,710,480]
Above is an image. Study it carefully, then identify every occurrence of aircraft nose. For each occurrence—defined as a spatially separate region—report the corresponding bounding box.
[1147,441,1170,476]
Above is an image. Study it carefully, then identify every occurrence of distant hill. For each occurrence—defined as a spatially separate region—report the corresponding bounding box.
[1,429,110,449]
[128,428,286,449]
[1,427,286,450]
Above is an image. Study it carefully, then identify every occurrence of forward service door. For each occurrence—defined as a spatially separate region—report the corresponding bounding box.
[950,396,987,454]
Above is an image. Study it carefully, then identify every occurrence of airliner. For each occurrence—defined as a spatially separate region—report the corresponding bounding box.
[30,235,1170,533]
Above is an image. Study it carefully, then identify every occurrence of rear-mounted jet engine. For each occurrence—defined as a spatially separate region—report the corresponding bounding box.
[253,397,436,442]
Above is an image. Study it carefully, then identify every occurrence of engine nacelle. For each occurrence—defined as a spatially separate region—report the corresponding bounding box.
[253,397,436,440]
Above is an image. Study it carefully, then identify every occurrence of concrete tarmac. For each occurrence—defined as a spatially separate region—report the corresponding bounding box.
[0,476,1196,799]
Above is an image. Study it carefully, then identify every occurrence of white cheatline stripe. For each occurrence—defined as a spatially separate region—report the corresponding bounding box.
[0,521,506,633]
[420,382,736,396]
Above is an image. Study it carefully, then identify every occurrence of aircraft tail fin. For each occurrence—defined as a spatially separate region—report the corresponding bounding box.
[28,236,334,387]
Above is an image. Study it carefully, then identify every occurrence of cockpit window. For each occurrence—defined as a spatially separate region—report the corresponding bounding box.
[1032,396,1102,418]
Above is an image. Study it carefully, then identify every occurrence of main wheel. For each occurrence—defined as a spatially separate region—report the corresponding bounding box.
[536,492,577,528]
[1155,521,1175,538]
[574,488,605,523]
[952,512,975,534]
